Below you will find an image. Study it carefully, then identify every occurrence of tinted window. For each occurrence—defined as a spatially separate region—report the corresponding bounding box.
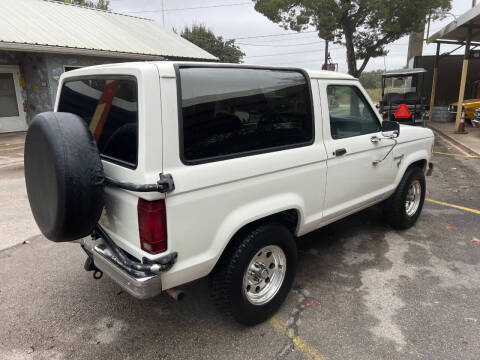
[179,67,313,163]
[58,77,138,167]
[327,85,380,139]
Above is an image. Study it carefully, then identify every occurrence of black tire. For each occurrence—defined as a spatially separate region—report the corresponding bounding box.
[209,223,297,326]
[24,112,104,242]
[384,167,426,230]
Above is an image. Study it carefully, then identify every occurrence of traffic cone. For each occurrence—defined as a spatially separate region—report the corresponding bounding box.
[455,107,468,134]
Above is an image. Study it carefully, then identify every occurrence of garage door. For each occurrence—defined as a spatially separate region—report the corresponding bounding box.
[0,66,27,133]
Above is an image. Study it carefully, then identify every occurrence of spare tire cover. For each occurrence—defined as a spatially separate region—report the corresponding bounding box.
[24,112,104,242]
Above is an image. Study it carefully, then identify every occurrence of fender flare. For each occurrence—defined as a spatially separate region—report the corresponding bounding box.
[207,193,306,272]
[393,149,429,187]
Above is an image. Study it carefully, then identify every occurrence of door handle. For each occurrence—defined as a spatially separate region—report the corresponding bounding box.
[370,135,381,143]
[334,148,347,156]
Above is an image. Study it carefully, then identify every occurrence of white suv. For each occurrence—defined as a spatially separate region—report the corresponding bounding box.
[24,62,434,325]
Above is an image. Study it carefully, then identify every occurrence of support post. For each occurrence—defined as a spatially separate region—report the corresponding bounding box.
[429,42,440,121]
[455,28,472,134]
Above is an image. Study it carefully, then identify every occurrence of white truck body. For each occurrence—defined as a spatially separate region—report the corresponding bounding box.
[54,61,434,294]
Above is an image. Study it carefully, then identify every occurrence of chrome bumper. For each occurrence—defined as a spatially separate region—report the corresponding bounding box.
[81,237,163,299]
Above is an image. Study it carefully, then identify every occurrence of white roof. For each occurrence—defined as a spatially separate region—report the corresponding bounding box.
[428,4,480,44]
[305,68,355,80]
[0,0,217,61]
[153,61,355,80]
[382,68,427,78]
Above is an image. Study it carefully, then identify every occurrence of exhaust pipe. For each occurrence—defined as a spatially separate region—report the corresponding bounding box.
[166,288,185,301]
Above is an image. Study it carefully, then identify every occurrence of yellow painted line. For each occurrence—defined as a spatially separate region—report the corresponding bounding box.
[270,316,326,360]
[426,198,480,215]
[433,130,475,158]
[433,151,479,159]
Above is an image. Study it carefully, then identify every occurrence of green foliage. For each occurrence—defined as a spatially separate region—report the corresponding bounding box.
[181,25,245,63]
[57,0,110,10]
[253,0,451,76]
[365,88,382,104]
[359,70,383,89]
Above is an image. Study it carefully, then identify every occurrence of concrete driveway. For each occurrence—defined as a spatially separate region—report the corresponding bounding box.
[0,132,39,251]
[1,134,479,360]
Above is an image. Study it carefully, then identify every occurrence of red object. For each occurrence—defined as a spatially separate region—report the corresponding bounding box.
[138,198,167,254]
[394,104,411,119]
[90,80,119,142]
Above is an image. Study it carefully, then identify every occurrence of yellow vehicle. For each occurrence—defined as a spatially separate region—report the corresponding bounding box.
[448,99,480,120]
[448,80,480,120]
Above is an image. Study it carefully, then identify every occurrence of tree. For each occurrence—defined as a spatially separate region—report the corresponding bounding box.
[253,0,451,77]
[181,25,245,63]
[58,0,110,10]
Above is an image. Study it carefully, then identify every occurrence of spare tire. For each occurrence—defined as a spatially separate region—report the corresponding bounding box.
[24,112,104,242]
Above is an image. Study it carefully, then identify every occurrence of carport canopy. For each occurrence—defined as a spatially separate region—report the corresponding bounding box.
[427,5,480,133]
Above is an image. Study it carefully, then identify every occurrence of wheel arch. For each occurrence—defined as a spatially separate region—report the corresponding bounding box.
[394,149,429,187]
[210,199,303,274]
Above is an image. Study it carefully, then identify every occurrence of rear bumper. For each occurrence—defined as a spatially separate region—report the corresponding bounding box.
[81,237,164,299]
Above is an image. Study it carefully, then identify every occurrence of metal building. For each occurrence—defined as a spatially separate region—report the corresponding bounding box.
[0,0,216,133]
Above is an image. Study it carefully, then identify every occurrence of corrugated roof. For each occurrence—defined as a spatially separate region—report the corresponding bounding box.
[0,0,217,61]
[428,4,480,44]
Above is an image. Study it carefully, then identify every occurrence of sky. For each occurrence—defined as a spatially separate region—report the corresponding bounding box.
[110,0,475,74]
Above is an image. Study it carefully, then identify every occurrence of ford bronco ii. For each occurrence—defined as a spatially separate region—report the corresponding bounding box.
[24,62,434,325]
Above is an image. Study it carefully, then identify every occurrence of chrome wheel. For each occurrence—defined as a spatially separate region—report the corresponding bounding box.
[405,180,422,217]
[243,245,286,306]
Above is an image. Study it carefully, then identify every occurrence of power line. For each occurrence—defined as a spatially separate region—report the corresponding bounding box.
[246,49,329,58]
[179,30,318,42]
[122,2,252,14]
[237,41,322,47]
[242,35,320,43]
[243,44,354,59]
[250,56,327,66]
[228,30,317,40]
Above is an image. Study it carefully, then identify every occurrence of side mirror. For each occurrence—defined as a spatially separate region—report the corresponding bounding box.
[381,120,400,138]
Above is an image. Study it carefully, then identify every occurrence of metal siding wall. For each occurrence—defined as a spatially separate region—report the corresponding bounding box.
[415,55,480,106]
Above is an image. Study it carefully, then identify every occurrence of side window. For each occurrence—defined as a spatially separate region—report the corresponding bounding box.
[178,67,313,164]
[327,85,380,140]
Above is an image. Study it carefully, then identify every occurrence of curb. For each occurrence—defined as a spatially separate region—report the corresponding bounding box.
[428,124,480,157]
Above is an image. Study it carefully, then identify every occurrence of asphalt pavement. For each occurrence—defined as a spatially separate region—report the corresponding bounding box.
[1,133,479,360]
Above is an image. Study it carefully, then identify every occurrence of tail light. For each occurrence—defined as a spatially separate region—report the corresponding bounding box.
[382,112,388,120]
[138,198,167,254]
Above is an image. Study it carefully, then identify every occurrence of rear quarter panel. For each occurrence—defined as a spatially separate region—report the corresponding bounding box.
[55,63,164,259]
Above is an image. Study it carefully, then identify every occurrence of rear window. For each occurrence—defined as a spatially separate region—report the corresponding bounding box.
[58,77,138,168]
[178,67,313,164]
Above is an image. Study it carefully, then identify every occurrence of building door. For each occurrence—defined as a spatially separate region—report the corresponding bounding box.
[0,66,27,132]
